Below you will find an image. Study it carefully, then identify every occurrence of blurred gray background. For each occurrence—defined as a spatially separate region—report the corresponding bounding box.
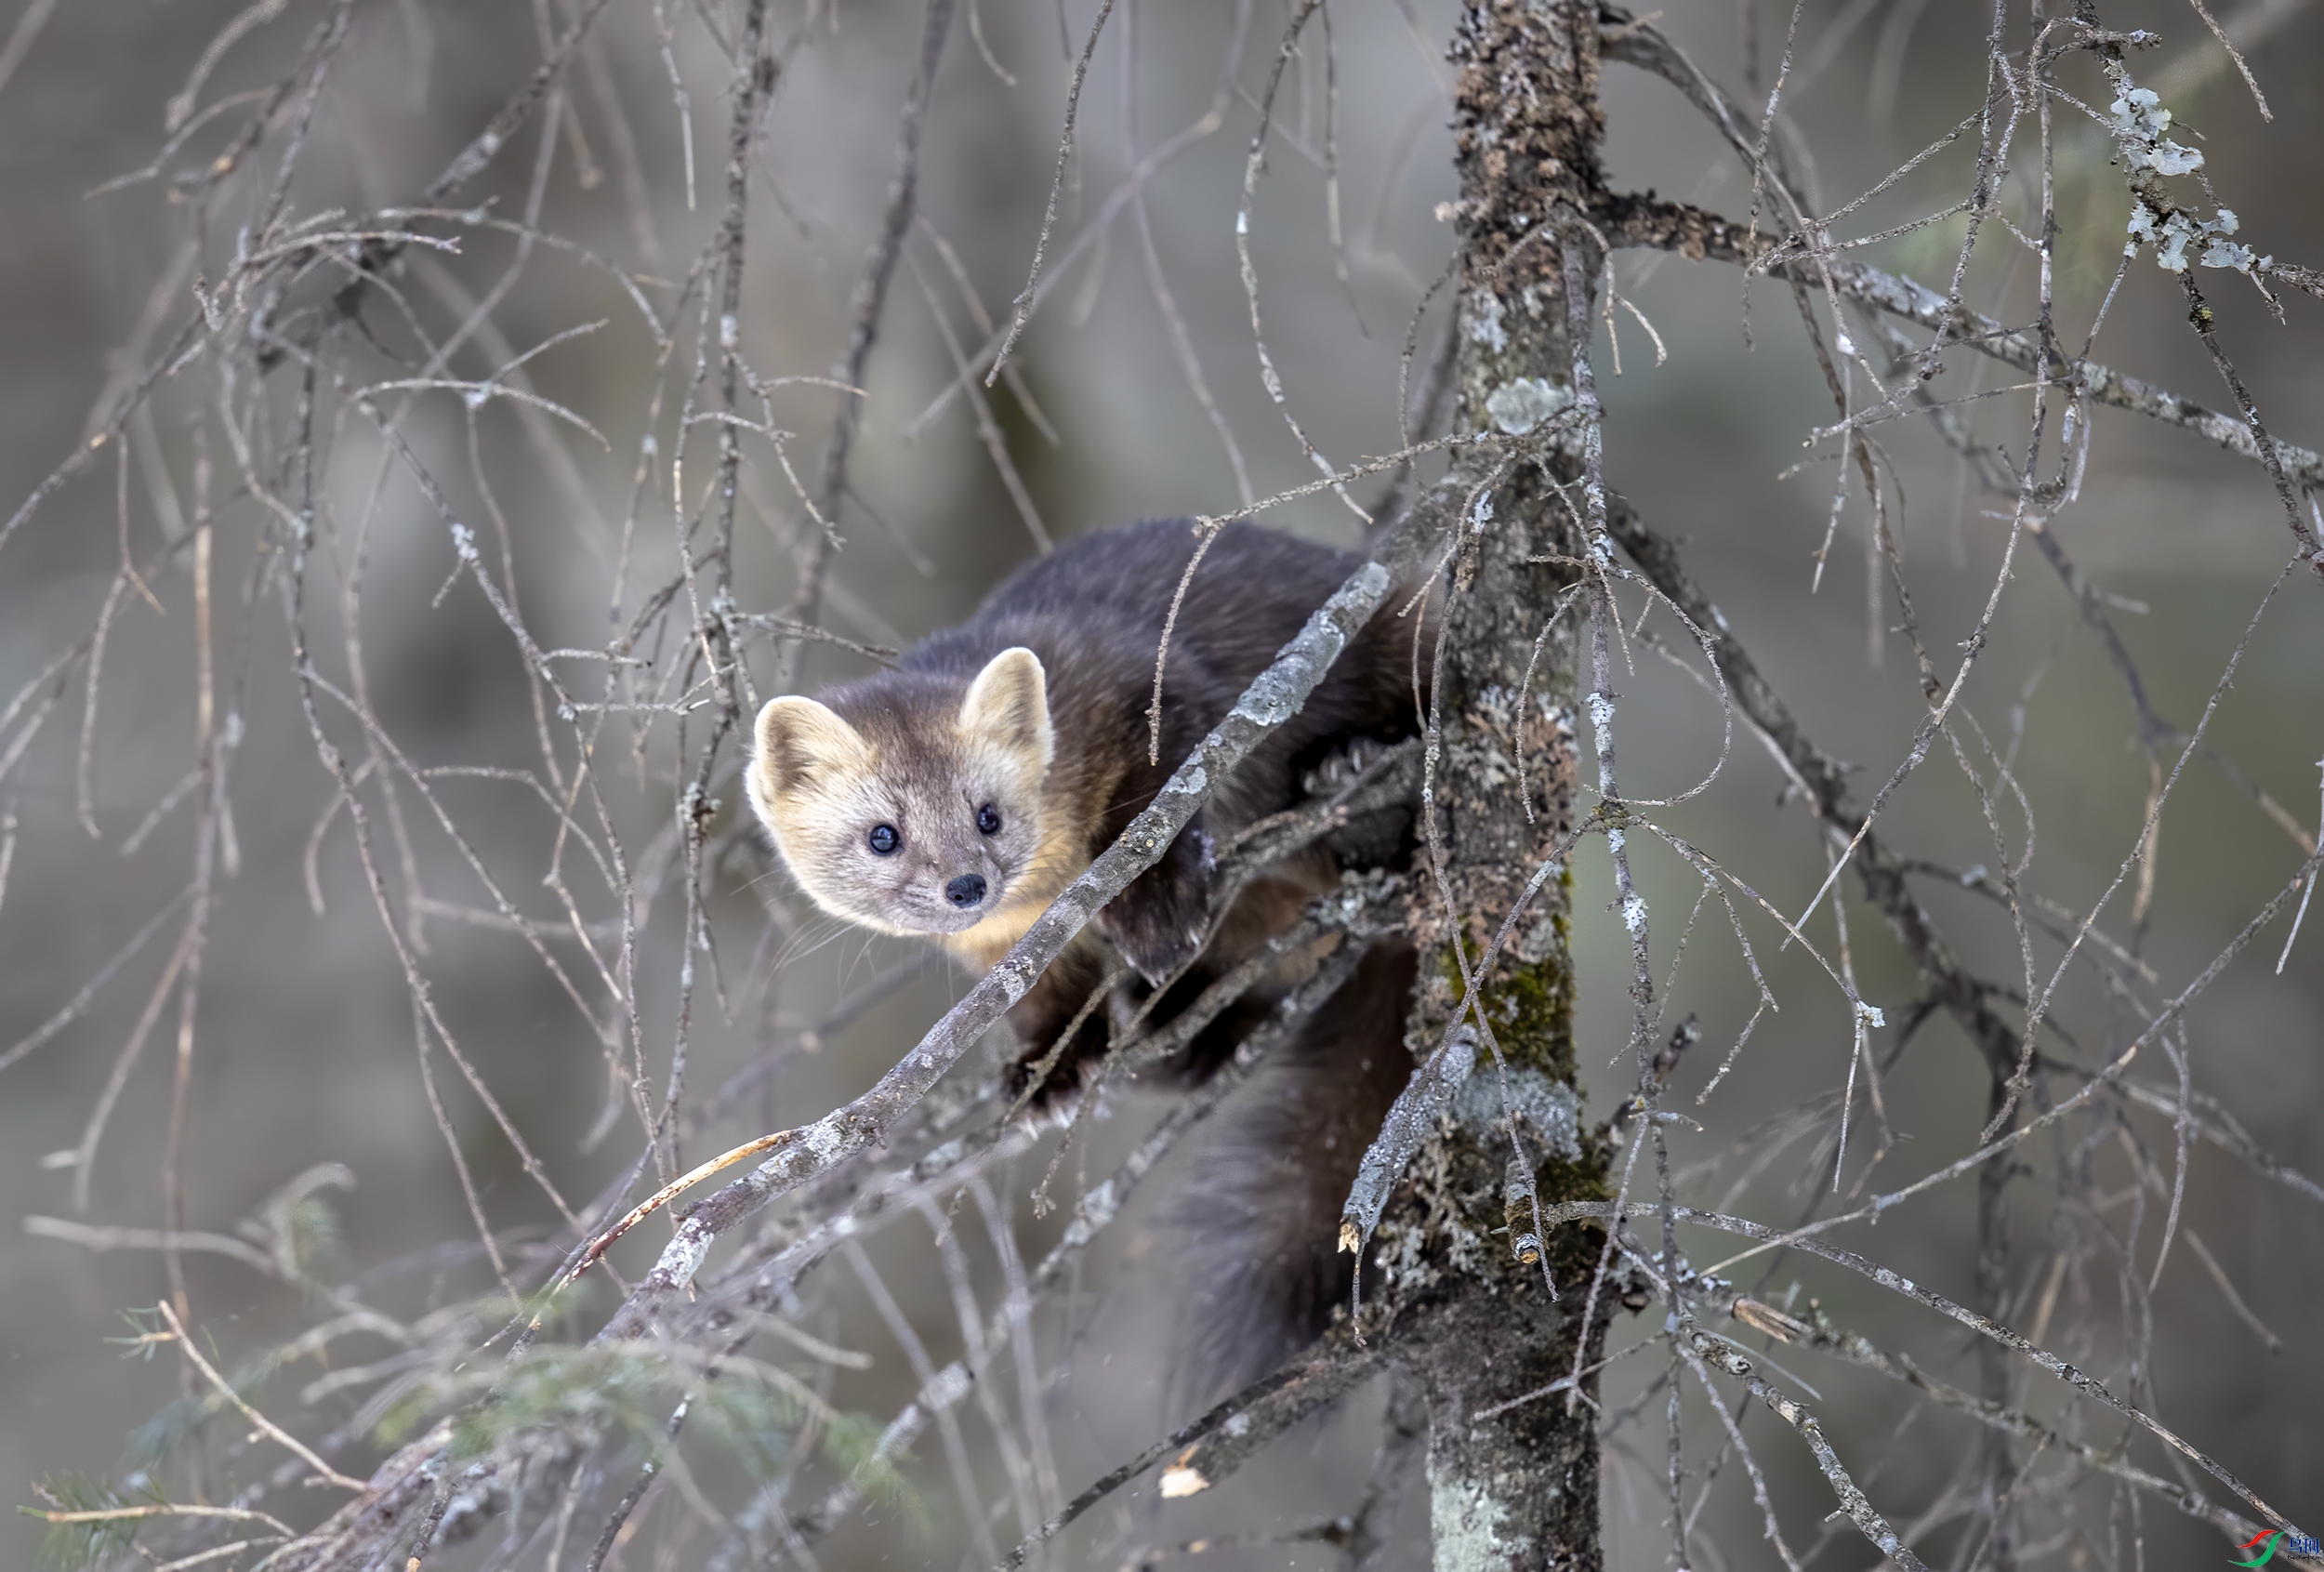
[1,0,2319,1565]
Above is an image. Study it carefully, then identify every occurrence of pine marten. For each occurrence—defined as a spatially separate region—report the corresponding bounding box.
[746,519,1426,1390]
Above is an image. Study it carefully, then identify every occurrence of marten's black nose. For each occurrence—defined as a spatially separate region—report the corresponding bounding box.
[945,874,987,908]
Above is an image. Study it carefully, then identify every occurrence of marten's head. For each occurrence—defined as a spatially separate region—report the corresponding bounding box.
[747,648,1058,940]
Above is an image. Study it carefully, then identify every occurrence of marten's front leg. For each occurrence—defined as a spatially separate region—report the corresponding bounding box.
[1092,810,1216,984]
[1004,936,1116,1108]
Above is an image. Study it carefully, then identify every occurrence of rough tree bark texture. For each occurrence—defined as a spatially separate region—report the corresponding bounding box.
[1385,2,1611,1566]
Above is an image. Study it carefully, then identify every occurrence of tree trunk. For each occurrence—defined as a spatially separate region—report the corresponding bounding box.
[1392,2,1614,1566]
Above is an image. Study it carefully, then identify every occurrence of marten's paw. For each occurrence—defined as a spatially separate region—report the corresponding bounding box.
[1003,1055,1089,1122]
[1096,903,1206,984]
[1299,733,1393,797]
[1094,820,1214,983]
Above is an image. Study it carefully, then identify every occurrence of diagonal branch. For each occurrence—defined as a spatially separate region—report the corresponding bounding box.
[1730,1294,2285,1546]
[1683,1316,1934,1572]
[1549,1199,2309,1537]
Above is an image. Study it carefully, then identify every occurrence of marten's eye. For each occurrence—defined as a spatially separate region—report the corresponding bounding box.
[866,824,901,855]
[975,802,1002,836]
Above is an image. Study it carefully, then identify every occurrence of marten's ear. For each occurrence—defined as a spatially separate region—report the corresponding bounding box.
[958,648,1054,773]
[751,696,873,810]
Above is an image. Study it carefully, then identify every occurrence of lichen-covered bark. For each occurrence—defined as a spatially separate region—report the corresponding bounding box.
[1385,3,1612,1566]
[1411,0,1600,1058]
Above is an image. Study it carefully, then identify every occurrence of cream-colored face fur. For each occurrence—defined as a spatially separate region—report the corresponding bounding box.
[747,648,1059,942]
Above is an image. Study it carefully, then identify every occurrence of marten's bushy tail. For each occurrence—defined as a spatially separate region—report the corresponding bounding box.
[1169,939,1416,1402]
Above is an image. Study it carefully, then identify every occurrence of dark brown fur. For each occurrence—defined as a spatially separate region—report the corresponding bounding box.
[809,518,1428,1099]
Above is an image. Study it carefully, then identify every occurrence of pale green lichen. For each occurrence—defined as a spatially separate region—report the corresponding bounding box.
[1485,376,1571,436]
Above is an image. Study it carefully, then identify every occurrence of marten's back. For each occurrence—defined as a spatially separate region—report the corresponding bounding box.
[952,517,1359,654]
[900,520,1419,796]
